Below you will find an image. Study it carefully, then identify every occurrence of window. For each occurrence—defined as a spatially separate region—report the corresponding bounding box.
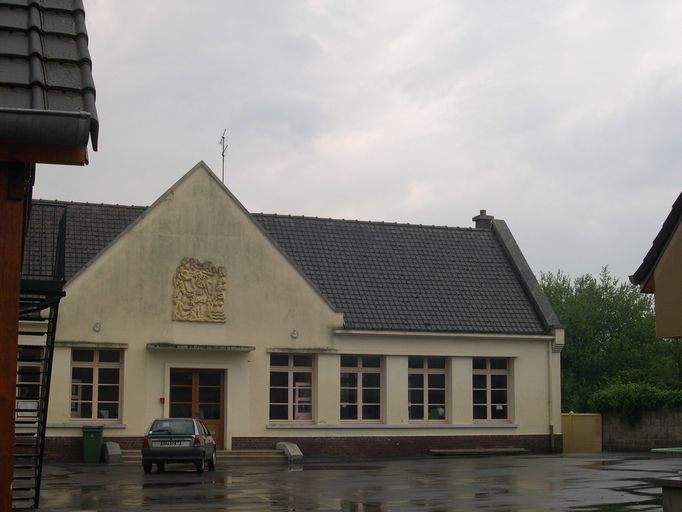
[472,358,509,421]
[71,349,122,420]
[408,357,446,421]
[340,355,381,421]
[269,354,313,421]
[16,346,43,419]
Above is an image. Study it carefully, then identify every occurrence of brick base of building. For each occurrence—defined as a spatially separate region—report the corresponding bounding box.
[44,436,141,462]
[233,434,563,457]
[44,433,562,461]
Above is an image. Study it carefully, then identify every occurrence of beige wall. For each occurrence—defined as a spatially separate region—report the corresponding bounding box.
[654,221,682,338]
[40,162,562,447]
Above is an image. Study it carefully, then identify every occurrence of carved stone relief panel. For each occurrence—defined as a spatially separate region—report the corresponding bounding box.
[172,257,226,322]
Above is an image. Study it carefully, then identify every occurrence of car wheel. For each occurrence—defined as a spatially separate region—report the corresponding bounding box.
[157,463,165,473]
[196,460,204,474]
[208,450,216,471]
[143,463,152,474]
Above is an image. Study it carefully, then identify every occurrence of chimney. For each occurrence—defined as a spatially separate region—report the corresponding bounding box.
[472,209,494,229]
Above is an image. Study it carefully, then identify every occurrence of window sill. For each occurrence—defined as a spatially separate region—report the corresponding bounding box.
[267,423,518,430]
[47,422,127,429]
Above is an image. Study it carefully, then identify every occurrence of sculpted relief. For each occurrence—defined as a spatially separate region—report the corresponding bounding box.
[172,258,226,322]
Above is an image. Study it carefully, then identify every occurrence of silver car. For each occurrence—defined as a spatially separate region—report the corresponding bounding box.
[141,418,216,473]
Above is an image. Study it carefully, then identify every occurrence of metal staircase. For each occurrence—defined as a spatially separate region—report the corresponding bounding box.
[12,204,66,509]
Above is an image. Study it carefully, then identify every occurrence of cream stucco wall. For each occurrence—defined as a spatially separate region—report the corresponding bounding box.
[41,162,562,448]
[654,220,682,338]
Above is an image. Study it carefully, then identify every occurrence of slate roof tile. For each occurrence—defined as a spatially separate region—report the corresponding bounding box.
[24,200,550,335]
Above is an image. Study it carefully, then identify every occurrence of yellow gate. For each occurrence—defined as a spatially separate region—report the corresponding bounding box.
[561,413,602,453]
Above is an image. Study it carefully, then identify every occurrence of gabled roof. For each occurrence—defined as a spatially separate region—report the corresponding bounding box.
[630,191,682,292]
[24,199,558,335]
[0,0,98,152]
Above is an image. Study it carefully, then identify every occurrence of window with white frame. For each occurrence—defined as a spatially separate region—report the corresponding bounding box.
[269,354,313,421]
[340,355,381,421]
[71,349,122,420]
[408,356,446,421]
[472,358,509,421]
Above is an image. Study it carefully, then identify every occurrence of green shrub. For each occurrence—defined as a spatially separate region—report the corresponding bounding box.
[589,383,668,425]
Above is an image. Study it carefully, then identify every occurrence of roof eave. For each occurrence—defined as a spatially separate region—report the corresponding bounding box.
[630,191,682,291]
[0,108,96,161]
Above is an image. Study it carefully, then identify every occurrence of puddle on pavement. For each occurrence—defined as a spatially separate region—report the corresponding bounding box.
[301,464,384,471]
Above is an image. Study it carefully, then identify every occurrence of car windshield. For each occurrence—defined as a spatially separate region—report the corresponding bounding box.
[150,419,194,434]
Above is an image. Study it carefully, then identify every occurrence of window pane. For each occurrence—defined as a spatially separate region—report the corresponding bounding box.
[408,374,424,388]
[72,367,93,384]
[99,368,119,385]
[473,405,487,420]
[198,403,220,420]
[408,389,424,404]
[18,366,41,382]
[293,355,313,367]
[270,372,288,387]
[340,404,357,420]
[170,370,192,386]
[270,354,289,367]
[363,388,380,404]
[293,372,312,384]
[170,386,192,402]
[472,375,486,388]
[363,373,380,388]
[428,374,445,388]
[269,404,288,420]
[428,389,445,404]
[340,389,357,403]
[19,347,43,362]
[491,375,507,389]
[340,356,358,367]
[340,373,357,387]
[270,388,288,404]
[491,390,507,404]
[170,404,192,417]
[98,385,119,402]
[409,405,424,420]
[428,406,446,420]
[98,350,120,363]
[72,350,94,362]
[80,385,93,401]
[428,357,446,369]
[199,371,221,386]
[472,358,486,370]
[72,402,92,418]
[473,390,487,405]
[408,357,424,369]
[200,387,221,402]
[490,358,508,370]
[492,405,508,420]
[362,405,380,420]
[362,356,381,368]
[97,403,118,419]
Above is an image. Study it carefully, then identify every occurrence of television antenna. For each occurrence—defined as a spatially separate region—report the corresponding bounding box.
[218,129,228,183]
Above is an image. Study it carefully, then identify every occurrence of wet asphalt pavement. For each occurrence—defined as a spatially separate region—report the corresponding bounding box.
[33,453,682,511]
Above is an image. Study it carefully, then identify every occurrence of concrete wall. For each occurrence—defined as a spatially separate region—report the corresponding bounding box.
[603,409,682,451]
[654,221,682,338]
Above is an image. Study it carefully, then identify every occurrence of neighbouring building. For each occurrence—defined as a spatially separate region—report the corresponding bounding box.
[630,191,682,338]
[21,162,564,459]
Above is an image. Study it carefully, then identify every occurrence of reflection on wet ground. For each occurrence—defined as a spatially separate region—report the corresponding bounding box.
[33,453,682,511]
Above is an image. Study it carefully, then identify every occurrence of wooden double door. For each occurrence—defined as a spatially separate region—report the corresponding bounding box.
[169,369,225,448]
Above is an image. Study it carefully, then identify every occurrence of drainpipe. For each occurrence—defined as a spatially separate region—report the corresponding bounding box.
[548,339,555,453]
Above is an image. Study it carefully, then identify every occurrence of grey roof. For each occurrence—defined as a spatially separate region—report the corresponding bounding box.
[24,200,558,335]
[0,0,98,150]
[630,191,682,291]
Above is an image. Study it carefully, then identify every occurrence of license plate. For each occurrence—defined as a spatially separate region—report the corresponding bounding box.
[151,440,188,447]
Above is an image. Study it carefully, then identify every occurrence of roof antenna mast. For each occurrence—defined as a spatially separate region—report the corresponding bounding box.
[218,129,228,183]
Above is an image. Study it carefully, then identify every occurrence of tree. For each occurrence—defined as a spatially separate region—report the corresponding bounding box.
[540,267,669,412]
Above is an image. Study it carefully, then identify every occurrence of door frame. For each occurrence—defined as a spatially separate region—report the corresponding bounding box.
[164,363,228,449]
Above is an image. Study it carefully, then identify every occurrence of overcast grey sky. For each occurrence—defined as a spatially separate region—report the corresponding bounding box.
[34,1,680,282]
